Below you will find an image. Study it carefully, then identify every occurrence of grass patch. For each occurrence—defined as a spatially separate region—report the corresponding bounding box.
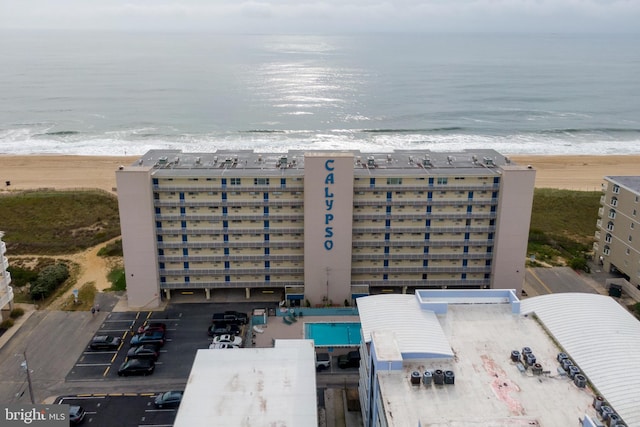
[107,268,127,291]
[528,188,601,264]
[0,190,120,255]
[97,239,123,257]
[61,282,98,311]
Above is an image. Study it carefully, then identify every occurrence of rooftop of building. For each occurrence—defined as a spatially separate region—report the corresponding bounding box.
[173,339,318,427]
[126,148,523,178]
[605,175,640,193]
[358,291,637,427]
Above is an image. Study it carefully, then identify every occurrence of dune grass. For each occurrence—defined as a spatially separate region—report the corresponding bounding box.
[0,190,120,255]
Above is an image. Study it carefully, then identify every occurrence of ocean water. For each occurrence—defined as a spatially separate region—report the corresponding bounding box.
[1,31,639,156]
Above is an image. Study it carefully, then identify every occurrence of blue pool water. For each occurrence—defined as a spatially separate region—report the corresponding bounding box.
[304,322,362,347]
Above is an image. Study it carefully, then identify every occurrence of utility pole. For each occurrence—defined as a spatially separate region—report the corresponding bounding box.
[22,351,34,404]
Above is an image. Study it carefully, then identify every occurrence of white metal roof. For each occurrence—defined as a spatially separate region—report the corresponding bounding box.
[357,294,454,357]
[520,293,640,427]
[173,339,318,427]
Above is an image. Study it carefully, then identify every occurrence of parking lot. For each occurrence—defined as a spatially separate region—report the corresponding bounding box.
[57,393,179,427]
[67,304,254,382]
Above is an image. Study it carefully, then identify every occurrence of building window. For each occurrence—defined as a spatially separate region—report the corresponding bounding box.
[437,177,448,185]
[629,235,633,242]
[608,209,616,219]
[612,185,620,194]
[387,178,402,185]
[230,178,241,185]
[255,178,269,185]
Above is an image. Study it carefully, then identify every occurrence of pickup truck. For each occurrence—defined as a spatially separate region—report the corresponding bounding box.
[338,350,361,369]
[316,352,331,371]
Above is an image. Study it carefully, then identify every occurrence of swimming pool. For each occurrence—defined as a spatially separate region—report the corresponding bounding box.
[304,322,362,347]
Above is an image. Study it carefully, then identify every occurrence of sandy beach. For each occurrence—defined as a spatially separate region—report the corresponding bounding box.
[0,154,638,193]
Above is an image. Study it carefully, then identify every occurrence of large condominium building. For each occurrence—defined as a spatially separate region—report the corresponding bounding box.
[116,149,535,309]
[0,231,15,320]
[593,176,640,289]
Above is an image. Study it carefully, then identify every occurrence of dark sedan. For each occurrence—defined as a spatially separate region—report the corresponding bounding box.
[130,330,165,347]
[89,335,122,350]
[154,390,184,408]
[126,344,159,360]
[117,358,155,376]
[208,322,241,337]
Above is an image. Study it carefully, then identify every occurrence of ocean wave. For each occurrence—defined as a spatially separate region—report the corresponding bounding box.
[2,125,640,156]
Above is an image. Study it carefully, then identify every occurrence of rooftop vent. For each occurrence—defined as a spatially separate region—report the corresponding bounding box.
[367,156,376,167]
[158,156,168,165]
[213,156,218,164]
[483,157,495,167]
[447,155,454,165]
[195,157,201,165]
[422,156,432,167]
[386,154,392,163]
[422,371,432,385]
[410,371,421,386]
[257,154,263,163]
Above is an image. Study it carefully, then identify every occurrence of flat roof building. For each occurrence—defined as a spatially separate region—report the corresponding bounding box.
[593,176,640,289]
[173,339,317,427]
[356,290,639,427]
[116,149,535,308]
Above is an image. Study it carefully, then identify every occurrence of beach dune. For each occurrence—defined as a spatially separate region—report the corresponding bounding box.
[0,154,638,193]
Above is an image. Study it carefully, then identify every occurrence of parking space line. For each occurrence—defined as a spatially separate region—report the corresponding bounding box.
[76,363,112,367]
[146,311,152,320]
[145,409,176,413]
[110,352,118,364]
[83,351,117,355]
[139,424,174,427]
[103,366,111,377]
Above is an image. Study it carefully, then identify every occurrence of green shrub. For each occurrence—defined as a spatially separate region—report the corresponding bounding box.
[107,268,126,291]
[97,239,123,257]
[6,266,38,288]
[0,319,15,329]
[9,307,25,319]
[30,263,70,300]
[569,257,589,273]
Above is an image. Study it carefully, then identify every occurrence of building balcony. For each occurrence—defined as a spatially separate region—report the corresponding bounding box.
[352,183,500,192]
[2,256,8,271]
[158,254,304,262]
[157,241,303,249]
[0,270,11,287]
[159,267,304,275]
[156,226,305,235]
[0,286,14,310]
[155,213,303,221]
[154,199,303,207]
[153,185,304,193]
[351,279,491,287]
[352,253,492,261]
[594,231,600,240]
[351,266,491,274]
[159,280,303,290]
[352,239,493,247]
[353,199,498,207]
[598,207,604,217]
[1,241,5,255]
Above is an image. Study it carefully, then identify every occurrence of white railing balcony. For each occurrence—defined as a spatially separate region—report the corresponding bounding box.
[600,195,605,204]
[2,256,8,270]
[594,231,600,240]
[596,219,602,228]
[598,207,604,217]
[0,286,14,309]
[0,241,5,255]
[0,271,10,287]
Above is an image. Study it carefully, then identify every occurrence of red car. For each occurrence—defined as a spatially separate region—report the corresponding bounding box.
[137,322,167,334]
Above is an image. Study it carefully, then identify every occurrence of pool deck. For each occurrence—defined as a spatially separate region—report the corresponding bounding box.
[251,315,361,351]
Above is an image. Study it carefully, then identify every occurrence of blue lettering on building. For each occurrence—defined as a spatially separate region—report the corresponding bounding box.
[324,159,335,250]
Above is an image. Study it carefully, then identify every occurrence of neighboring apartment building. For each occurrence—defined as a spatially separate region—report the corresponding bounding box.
[0,231,15,320]
[356,290,639,427]
[116,149,535,308]
[593,176,640,288]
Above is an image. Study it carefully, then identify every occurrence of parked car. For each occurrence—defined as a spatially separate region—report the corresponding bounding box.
[224,310,248,324]
[208,322,241,337]
[69,405,86,425]
[211,311,248,325]
[89,335,122,350]
[130,330,165,347]
[154,390,184,409]
[338,350,361,369]
[126,344,159,360]
[316,352,331,371]
[117,358,155,376]
[137,322,167,334]
[212,334,242,346]
[209,342,239,349]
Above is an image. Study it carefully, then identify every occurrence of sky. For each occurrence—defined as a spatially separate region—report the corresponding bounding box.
[0,0,638,33]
